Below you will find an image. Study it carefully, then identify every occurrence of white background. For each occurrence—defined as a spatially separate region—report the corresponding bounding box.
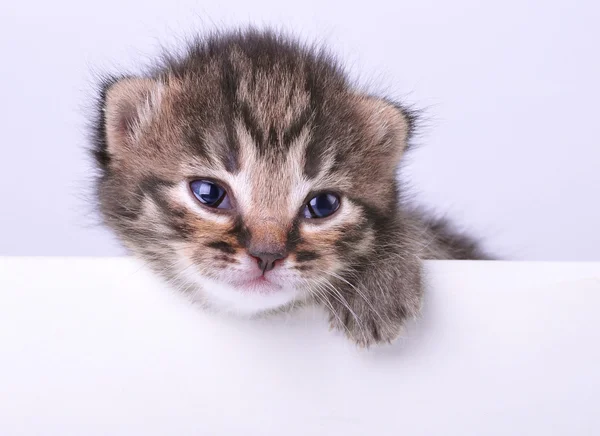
[0,0,598,260]
[2,258,599,435]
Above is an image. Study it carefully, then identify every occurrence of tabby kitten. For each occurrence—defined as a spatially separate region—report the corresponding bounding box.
[92,29,488,347]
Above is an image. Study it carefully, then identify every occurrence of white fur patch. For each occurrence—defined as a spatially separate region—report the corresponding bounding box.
[194,276,300,315]
[175,254,301,315]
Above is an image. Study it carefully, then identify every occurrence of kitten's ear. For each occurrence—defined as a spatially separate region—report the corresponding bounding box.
[357,96,414,165]
[102,77,162,159]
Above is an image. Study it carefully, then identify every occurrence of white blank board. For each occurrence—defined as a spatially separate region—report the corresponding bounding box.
[1,258,599,435]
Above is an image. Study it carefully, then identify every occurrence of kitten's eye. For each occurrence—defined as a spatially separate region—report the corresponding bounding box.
[302,193,340,219]
[190,180,231,209]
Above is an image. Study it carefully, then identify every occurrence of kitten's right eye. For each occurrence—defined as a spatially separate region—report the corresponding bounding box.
[190,180,231,209]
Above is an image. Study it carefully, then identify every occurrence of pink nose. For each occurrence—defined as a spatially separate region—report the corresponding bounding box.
[249,250,287,273]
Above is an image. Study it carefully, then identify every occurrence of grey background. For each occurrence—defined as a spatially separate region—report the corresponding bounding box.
[0,0,598,260]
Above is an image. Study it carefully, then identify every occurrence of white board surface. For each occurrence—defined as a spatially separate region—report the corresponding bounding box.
[1,258,599,435]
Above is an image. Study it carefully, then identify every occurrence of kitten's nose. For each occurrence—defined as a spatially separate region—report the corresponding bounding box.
[248,250,287,273]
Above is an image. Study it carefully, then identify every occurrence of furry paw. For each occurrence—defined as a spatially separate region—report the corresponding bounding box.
[322,254,423,348]
[328,302,409,348]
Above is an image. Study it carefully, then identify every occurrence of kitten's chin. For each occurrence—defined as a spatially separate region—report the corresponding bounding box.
[191,275,302,316]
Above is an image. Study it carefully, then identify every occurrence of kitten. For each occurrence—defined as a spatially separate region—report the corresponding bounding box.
[91,29,489,347]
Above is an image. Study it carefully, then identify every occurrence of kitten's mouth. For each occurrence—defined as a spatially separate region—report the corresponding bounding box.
[233,275,282,292]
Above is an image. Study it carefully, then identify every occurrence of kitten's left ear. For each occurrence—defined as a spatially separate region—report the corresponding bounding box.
[100,76,163,163]
[357,96,414,165]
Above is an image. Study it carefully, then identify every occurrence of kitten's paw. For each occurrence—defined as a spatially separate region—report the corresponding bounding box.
[328,305,409,348]
[323,257,423,348]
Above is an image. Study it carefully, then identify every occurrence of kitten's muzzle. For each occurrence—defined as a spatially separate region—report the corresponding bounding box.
[245,219,288,274]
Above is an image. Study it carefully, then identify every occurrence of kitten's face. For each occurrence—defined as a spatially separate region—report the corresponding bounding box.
[94,34,410,314]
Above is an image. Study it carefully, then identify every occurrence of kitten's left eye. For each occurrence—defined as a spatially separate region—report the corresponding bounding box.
[190,180,231,209]
[302,193,340,219]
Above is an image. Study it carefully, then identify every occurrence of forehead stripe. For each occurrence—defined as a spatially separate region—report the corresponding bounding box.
[220,58,241,173]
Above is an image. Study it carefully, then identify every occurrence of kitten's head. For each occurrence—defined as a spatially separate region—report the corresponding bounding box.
[93,30,412,314]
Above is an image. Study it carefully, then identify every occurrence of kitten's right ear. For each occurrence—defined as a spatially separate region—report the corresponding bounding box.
[101,77,162,160]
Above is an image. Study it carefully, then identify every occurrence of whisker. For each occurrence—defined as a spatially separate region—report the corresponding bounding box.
[316,268,386,325]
